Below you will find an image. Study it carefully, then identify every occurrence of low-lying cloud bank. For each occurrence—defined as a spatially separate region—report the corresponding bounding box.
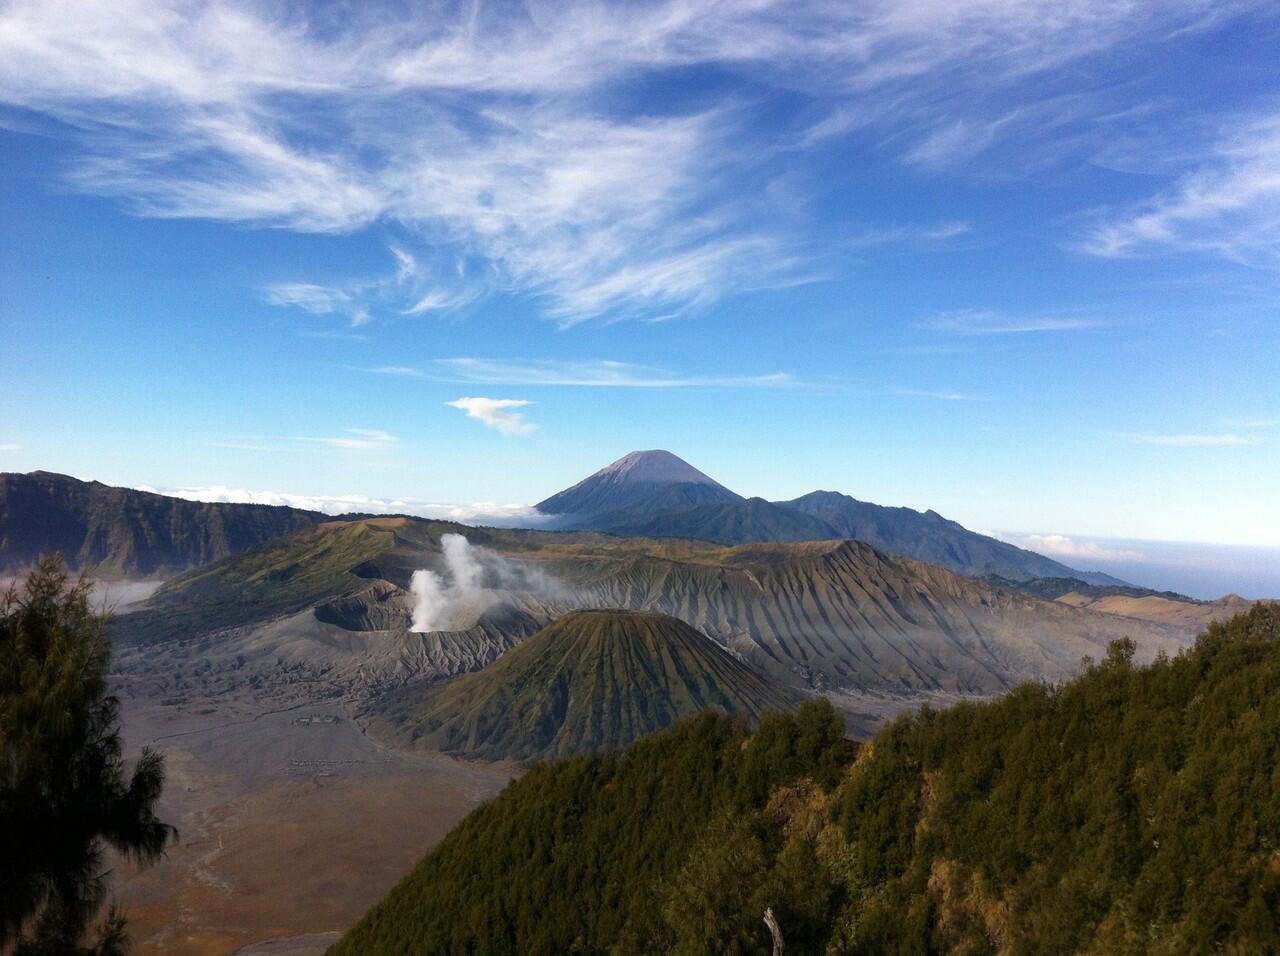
[989,532,1145,563]
[138,484,549,528]
[991,530,1280,601]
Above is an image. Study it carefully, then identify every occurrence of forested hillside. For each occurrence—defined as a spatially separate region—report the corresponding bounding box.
[332,603,1280,955]
[331,701,853,955]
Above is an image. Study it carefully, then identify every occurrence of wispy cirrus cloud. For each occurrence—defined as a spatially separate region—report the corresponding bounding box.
[263,245,475,327]
[891,387,977,401]
[360,359,976,400]
[0,0,1261,325]
[357,358,797,389]
[298,428,399,450]
[1082,113,1280,267]
[262,281,368,326]
[445,398,536,436]
[359,366,429,380]
[842,220,975,253]
[209,429,400,453]
[1129,432,1262,447]
[207,440,277,453]
[1223,417,1277,429]
[920,309,1100,335]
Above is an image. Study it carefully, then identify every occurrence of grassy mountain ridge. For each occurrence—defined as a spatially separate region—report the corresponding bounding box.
[117,518,407,643]
[330,604,1280,956]
[565,538,1187,694]
[372,609,799,762]
[0,471,323,576]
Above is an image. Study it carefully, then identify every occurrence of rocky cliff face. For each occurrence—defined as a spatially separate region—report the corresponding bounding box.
[0,471,323,576]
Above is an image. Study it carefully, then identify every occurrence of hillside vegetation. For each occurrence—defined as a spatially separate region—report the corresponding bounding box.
[331,603,1280,955]
[331,700,854,956]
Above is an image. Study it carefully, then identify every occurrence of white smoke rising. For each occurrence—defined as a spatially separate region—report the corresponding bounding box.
[442,533,483,595]
[409,532,570,633]
[409,567,450,632]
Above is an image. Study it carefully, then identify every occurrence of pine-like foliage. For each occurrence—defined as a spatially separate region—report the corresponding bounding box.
[0,556,174,954]
[832,601,1280,955]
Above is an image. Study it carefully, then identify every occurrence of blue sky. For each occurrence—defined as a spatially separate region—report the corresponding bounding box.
[1,0,1278,580]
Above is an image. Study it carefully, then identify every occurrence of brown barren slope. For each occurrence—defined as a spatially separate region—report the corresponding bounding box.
[1055,591,1254,629]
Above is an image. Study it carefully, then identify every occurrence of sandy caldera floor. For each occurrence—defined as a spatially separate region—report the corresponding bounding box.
[113,696,514,956]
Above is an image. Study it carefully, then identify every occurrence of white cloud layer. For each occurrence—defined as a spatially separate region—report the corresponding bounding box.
[0,0,1260,323]
[141,483,546,526]
[987,531,1145,563]
[445,397,536,436]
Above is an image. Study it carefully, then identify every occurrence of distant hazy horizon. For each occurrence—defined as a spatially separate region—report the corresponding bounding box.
[991,533,1280,601]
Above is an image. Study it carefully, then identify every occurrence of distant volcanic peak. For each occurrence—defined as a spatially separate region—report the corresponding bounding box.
[598,450,726,486]
[536,450,740,515]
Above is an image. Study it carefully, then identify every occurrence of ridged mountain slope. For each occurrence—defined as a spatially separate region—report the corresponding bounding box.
[375,609,797,762]
[569,538,1184,694]
[114,518,1189,709]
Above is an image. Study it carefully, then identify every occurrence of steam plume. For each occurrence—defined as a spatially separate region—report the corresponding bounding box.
[410,532,568,632]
